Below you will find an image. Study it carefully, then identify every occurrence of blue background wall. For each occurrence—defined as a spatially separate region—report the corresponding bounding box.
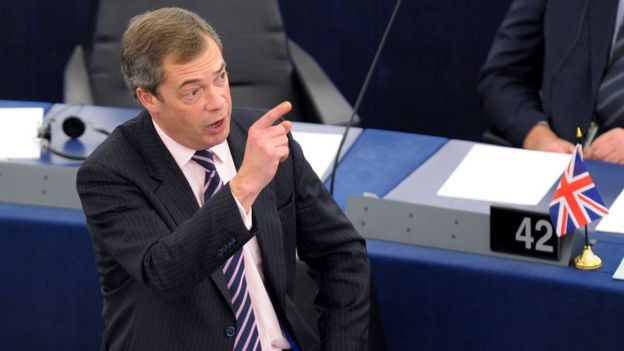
[0,0,511,141]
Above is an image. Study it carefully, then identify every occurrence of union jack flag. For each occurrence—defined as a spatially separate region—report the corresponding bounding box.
[549,144,609,237]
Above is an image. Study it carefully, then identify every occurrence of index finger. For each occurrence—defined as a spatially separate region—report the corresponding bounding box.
[253,101,292,129]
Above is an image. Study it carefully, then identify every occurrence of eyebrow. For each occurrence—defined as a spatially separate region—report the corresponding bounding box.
[178,62,227,89]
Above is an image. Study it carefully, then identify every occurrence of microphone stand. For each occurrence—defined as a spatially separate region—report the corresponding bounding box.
[329,0,403,196]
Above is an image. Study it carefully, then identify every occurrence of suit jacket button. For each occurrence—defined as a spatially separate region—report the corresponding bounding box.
[224,326,236,337]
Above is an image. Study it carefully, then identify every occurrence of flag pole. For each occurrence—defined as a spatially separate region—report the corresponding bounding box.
[573,127,602,270]
[578,128,590,249]
[574,226,602,270]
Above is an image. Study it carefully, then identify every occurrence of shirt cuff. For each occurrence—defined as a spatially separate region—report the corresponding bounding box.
[231,192,253,230]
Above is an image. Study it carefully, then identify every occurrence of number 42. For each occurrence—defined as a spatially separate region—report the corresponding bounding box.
[515,217,554,253]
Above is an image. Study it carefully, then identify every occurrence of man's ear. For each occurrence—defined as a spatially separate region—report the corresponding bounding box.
[136,87,159,115]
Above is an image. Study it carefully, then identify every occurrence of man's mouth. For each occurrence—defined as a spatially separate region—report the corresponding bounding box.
[208,119,224,129]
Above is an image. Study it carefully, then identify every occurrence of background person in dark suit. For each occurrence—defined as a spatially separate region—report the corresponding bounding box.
[478,0,624,164]
[76,7,370,351]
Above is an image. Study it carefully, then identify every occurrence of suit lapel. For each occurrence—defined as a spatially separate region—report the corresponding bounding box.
[228,114,246,170]
[136,112,199,224]
[589,0,619,96]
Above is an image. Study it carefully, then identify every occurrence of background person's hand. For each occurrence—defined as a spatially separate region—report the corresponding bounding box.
[523,123,575,154]
[584,127,624,164]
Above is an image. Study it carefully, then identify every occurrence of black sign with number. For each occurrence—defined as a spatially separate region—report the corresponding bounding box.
[490,205,560,261]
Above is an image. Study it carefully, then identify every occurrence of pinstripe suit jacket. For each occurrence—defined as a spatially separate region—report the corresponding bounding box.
[76,108,370,351]
[478,0,622,147]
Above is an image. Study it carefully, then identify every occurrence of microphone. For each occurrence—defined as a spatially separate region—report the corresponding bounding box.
[38,107,111,160]
[62,116,87,139]
[328,0,403,195]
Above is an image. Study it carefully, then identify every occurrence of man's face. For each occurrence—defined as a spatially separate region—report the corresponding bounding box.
[137,35,232,150]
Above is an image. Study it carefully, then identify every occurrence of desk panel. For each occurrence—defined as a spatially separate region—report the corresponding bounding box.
[368,236,624,351]
[0,204,101,351]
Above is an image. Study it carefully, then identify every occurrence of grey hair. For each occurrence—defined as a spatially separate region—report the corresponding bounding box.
[120,7,222,99]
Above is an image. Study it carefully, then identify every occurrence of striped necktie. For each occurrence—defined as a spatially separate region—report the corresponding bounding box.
[192,150,261,351]
[596,22,624,130]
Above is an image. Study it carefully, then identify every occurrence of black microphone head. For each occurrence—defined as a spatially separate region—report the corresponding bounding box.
[62,116,86,139]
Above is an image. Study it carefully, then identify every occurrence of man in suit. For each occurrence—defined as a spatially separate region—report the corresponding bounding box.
[478,0,624,164]
[76,7,370,351]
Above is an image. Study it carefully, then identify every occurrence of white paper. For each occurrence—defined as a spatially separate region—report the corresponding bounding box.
[613,257,624,280]
[0,107,44,159]
[596,189,624,234]
[291,131,342,180]
[437,144,570,205]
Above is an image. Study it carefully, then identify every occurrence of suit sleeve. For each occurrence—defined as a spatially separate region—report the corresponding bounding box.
[477,0,549,147]
[289,137,371,351]
[77,160,254,299]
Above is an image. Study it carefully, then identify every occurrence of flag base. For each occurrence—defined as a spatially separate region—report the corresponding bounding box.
[574,245,602,270]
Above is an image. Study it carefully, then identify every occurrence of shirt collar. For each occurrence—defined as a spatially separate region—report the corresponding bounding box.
[151,118,228,168]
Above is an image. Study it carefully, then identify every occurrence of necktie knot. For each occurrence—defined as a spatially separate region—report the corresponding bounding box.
[192,150,222,202]
[192,150,217,172]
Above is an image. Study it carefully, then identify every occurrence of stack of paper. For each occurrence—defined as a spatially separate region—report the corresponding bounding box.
[437,144,570,206]
[291,131,342,180]
[0,107,44,159]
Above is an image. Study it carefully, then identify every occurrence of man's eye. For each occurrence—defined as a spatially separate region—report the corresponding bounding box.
[180,88,202,103]
[186,89,200,97]
[216,71,228,83]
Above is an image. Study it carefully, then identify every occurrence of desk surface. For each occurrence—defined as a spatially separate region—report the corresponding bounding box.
[2,101,624,350]
[328,129,447,210]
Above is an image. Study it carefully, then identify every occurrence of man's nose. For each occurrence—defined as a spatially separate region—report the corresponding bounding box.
[203,86,225,111]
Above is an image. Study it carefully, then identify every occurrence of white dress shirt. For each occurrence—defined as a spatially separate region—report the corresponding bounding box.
[153,119,290,350]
